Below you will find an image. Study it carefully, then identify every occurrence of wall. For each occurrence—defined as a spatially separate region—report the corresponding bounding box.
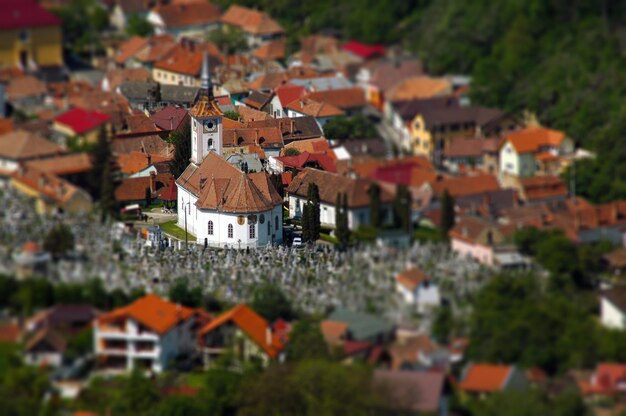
[411,115,432,157]
[600,298,626,330]
[153,67,200,87]
[451,238,494,266]
[289,194,374,231]
[0,25,62,68]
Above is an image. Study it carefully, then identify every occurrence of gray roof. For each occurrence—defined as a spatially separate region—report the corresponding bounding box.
[119,81,199,103]
[328,308,394,341]
[290,76,353,91]
[226,153,264,172]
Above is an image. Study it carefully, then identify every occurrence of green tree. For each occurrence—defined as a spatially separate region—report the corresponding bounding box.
[323,115,378,141]
[283,148,301,156]
[111,369,160,415]
[126,13,154,37]
[208,27,247,54]
[223,110,241,121]
[251,283,294,322]
[44,222,75,260]
[287,319,329,361]
[308,183,321,242]
[169,278,203,308]
[432,304,454,343]
[368,182,381,228]
[335,193,350,248]
[65,328,94,362]
[439,188,455,240]
[145,187,152,207]
[393,185,411,233]
[269,173,285,198]
[99,159,118,221]
[169,120,192,178]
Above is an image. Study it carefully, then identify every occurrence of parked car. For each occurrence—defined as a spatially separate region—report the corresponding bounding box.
[292,237,302,247]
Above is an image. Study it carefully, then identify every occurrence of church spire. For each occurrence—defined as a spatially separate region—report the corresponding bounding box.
[200,50,213,101]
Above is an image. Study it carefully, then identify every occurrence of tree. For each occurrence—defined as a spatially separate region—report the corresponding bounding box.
[169,277,202,308]
[99,160,117,222]
[368,182,381,228]
[335,193,350,248]
[44,222,75,260]
[65,328,93,362]
[283,148,300,156]
[208,27,247,55]
[307,183,321,242]
[440,188,455,240]
[223,111,240,121]
[126,13,154,37]
[432,304,454,344]
[393,185,411,233]
[287,319,329,361]
[145,187,152,207]
[323,115,378,141]
[269,173,284,198]
[111,369,160,415]
[169,120,192,178]
[88,126,111,198]
[250,283,294,322]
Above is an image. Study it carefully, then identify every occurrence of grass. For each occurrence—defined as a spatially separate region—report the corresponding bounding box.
[184,372,206,389]
[413,226,443,242]
[320,233,339,245]
[160,220,196,242]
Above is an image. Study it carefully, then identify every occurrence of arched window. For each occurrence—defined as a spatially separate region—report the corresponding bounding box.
[275,216,279,230]
[237,136,245,145]
[207,221,214,235]
[228,224,233,238]
[258,137,266,145]
[249,222,255,239]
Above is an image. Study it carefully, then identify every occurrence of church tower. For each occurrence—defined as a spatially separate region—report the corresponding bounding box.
[190,51,223,164]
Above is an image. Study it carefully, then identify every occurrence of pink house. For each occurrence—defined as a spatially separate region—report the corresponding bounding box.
[449,216,505,266]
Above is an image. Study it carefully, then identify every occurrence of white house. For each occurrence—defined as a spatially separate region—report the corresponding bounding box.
[395,267,441,313]
[600,288,626,330]
[175,54,283,249]
[94,294,198,373]
[286,167,394,230]
[499,126,574,178]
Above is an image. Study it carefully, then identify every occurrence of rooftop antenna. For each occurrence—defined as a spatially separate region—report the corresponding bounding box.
[200,51,213,101]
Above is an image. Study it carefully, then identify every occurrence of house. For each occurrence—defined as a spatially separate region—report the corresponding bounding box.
[147,1,221,39]
[342,41,385,61]
[6,75,48,110]
[251,38,286,62]
[449,216,506,266]
[115,33,178,70]
[0,130,64,178]
[459,363,529,396]
[269,151,337,175]
[517,175,568,205]
[67,90,132,132]
[0,0,63,70]
[304,87,367,116]
[244,116,324,143]
[109,0,165,33]
[443,136,501,173]
[53,108,111,145]
[603,248,626,276]
[197,304,284,368]
[13,241,51,279]
[325,308,395,344]
[11,165,93,215]
[282,137,332,157]
[284,97,344,127]
[499,126,574,178]
[24,153,92,190]
[153,42,222,87]
[372,369,448,416]
[411,106,514,163]
[429,173,501,199]
[95,294,200,373]
[119,80,200,110]
[115,172,174,206]
[101,67,151,92]
[600,287,626,330]
[578,363,626,397]
[356,57,423,110]
[286,168,395,230]
[395,267,441,313]
[388,333,442,371]
[151,106,190,133]
[269,83,306,119]
[24,327,67,367]
[117,152,170,178]
[222,126,284,157]
[243,90,274,112]
[221,5,285,47]
[290,76,354,92]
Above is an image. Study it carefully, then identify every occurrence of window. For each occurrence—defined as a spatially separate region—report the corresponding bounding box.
[208,221,214,235]
[275,216,279,230]
[506,146,512,154]
[19,30,29,42]
[208,138,213,148]
[249,223,255,239]
[228,224,233,238]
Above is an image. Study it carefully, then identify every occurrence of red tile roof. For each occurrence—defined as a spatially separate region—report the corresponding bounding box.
[98,294,194,335]
[396,267,430,291]
[341,41,385,60]
[503,126,567,154]
[275,83,306,107]
[305,88,366,111]
[198,304,284,358]
[580,363,626,396]
[221,5,285,35]
[0,0,61,30]
[152,2,221,28]
[520,175,567,202]
[431,174,500,198]
[459,364,513,393]
[275,151,337,173]
[115,173,174,202]
[55,108,110,135]
[251,38,286,61]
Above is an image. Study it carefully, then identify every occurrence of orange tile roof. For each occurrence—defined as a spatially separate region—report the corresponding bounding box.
[503,126,566,154]
[221,5,285,35]
[387,76,451,102]
[520,175,567,202]
[115,35,149,65]
[320,320,348,347]
[251,38,286,61]
[282,137,332,156]
[459,364,513,393]
[198,304,283,358]
[431,174,500,198]
[152,2,221,28]
[154,43,221,77]
[177,152,282,213]
[24,153,92,176]
[0,130,64,160]
[305,88,366,111]
[0,118,13,135]
[236,105,271,122]
[98,294,194,335]
[104,67,151,91]
[223,127,283,149]
[396,267,430,291]
[117,151,170,175]
[0,322,20,343]
[286,97,344,118]
[12,165,88,205]
[6,75,47,100]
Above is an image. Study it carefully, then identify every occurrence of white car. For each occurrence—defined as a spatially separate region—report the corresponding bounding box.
[292,237,302,247]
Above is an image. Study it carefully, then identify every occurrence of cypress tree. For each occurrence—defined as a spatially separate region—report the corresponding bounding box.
[393,185,411,233]
[440,188,456,240]
[145,187,152,207]
[368,182,381,228]
[308,183,320,242]
[302,201,311,242]
[99,160,117,222]
[169,120,191,178]
[88,126,111,199]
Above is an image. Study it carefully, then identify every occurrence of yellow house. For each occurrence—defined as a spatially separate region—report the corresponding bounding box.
[11,166,93,215]
[0,1,63,69]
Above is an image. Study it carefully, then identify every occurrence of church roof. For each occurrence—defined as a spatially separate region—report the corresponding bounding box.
[190,95,222,118]
[176,152,282,214]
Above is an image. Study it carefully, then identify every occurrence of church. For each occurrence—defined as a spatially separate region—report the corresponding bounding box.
[175,54,283,249]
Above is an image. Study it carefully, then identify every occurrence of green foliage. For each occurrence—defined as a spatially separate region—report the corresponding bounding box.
[323,115,378,141]
[466,388,589,416]
[168,277,203,308]
[0,366,54,416]
[88,127,117,220]
[439,189,455,240]
[283,147,301,156]
[392,185,411,233]
[287,319,329,361]
[413,226,442,242]
[169,120,192,179]
[432,304,453,343]
[208,27,247,54]
[251,283,294,322]
[222,110,241,121]
[111,369,160,415]
[53,0,108,56]
[65,328,94,362]
[126,13,154,37]
[302,183,321,243]
[269,173,285,198]
[43,222,75,260]
[335,193,350,248]
[351,225,378,243]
